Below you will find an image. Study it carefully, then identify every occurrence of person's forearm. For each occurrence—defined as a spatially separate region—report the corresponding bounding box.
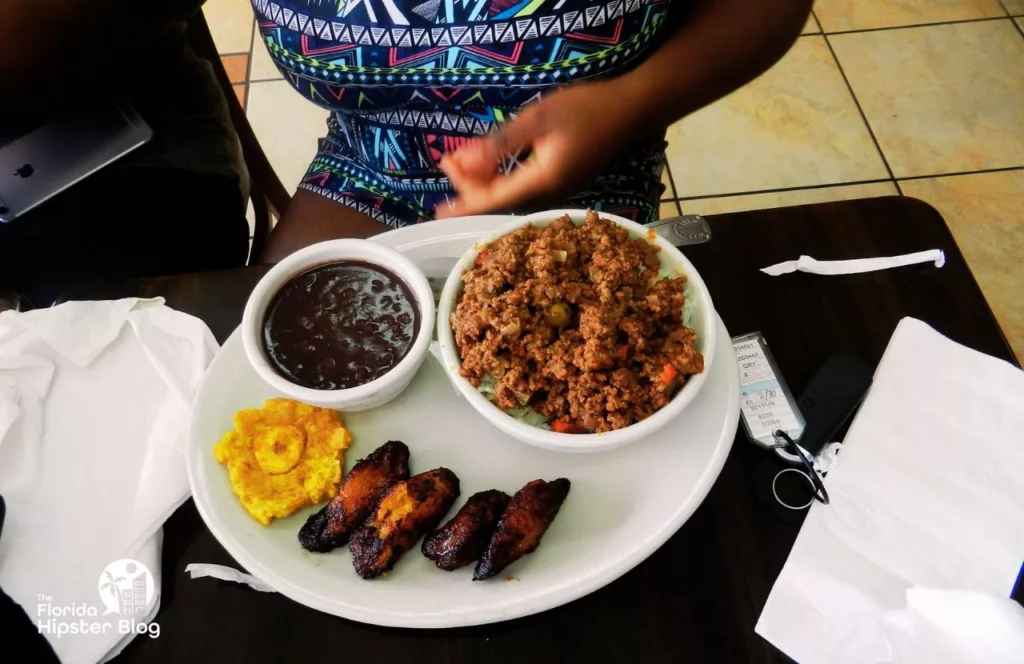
[261,189,388,263]
[610,0,812,139]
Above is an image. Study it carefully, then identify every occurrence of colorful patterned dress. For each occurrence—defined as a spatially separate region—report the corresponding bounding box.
[252,0,681,227]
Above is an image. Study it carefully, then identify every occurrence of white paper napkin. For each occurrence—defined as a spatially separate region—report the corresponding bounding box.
[755,317,1024,664]
[0,299,218,664]
[184,564,276,593]
[762,249,945,276]
[879,589,1024,663]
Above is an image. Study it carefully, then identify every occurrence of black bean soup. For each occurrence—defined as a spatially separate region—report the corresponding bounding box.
[263,261,420,390]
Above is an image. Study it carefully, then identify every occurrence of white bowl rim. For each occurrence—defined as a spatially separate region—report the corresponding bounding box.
[240,238,436,404]
[436,209,717,452]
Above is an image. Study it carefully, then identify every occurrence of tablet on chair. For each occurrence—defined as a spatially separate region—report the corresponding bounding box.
[0,101,152,223]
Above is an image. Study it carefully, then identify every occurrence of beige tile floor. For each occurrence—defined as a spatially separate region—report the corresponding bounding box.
[206,0,1024,361]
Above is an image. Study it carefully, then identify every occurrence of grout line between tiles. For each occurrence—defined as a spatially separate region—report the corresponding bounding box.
[1008,13,1024,38]
[675,178,895,202]
[245,18,256,112]
[662,199,682,216]
[897,165,1024,182]
[218,51,251,57]
[820,34,900,192]
[245,18,255,84]
[663,158,679,201]
[249,76,286,83]
[809,9,821,34]
[819,15,1009,36]
[669,166,1024,204]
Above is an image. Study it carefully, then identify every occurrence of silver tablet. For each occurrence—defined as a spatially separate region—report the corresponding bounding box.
[0,101,152,223]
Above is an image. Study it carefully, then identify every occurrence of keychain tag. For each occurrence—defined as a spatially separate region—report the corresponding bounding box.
[732,332,806,455]
[732,332,852,511]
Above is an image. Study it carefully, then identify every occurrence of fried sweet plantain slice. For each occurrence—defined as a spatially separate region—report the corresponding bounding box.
[298,440,410,553]
[350,468,461,579]
[473,478,570,581]
[422,489,511,571]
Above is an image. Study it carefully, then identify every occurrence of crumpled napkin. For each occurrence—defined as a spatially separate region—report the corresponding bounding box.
[755,317,1024,664]
[0,299,218,664]
[761,249,945,276]
[880,589,1024,663]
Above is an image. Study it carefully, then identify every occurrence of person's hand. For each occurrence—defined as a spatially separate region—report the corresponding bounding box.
[436,78,643,218]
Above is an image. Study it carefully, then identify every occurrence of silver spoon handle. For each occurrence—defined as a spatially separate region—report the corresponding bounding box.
[645,214,713,246]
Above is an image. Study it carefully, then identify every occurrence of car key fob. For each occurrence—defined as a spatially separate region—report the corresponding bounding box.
[795,352,873,458]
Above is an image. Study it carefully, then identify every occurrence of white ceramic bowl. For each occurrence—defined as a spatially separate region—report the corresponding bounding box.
[436,210,717,453]
[241,239,435,411]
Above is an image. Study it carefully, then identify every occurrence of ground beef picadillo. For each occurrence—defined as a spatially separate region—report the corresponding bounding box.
[451,211,704,433]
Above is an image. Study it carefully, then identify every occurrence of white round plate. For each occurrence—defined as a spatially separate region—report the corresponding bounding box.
[187,216,740,628]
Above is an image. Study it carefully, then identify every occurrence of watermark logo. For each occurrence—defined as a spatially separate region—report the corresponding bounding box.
[36,559,160,640]
[97,559,155,616]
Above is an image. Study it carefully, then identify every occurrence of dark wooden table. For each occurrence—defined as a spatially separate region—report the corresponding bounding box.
[88,196,1018,664]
